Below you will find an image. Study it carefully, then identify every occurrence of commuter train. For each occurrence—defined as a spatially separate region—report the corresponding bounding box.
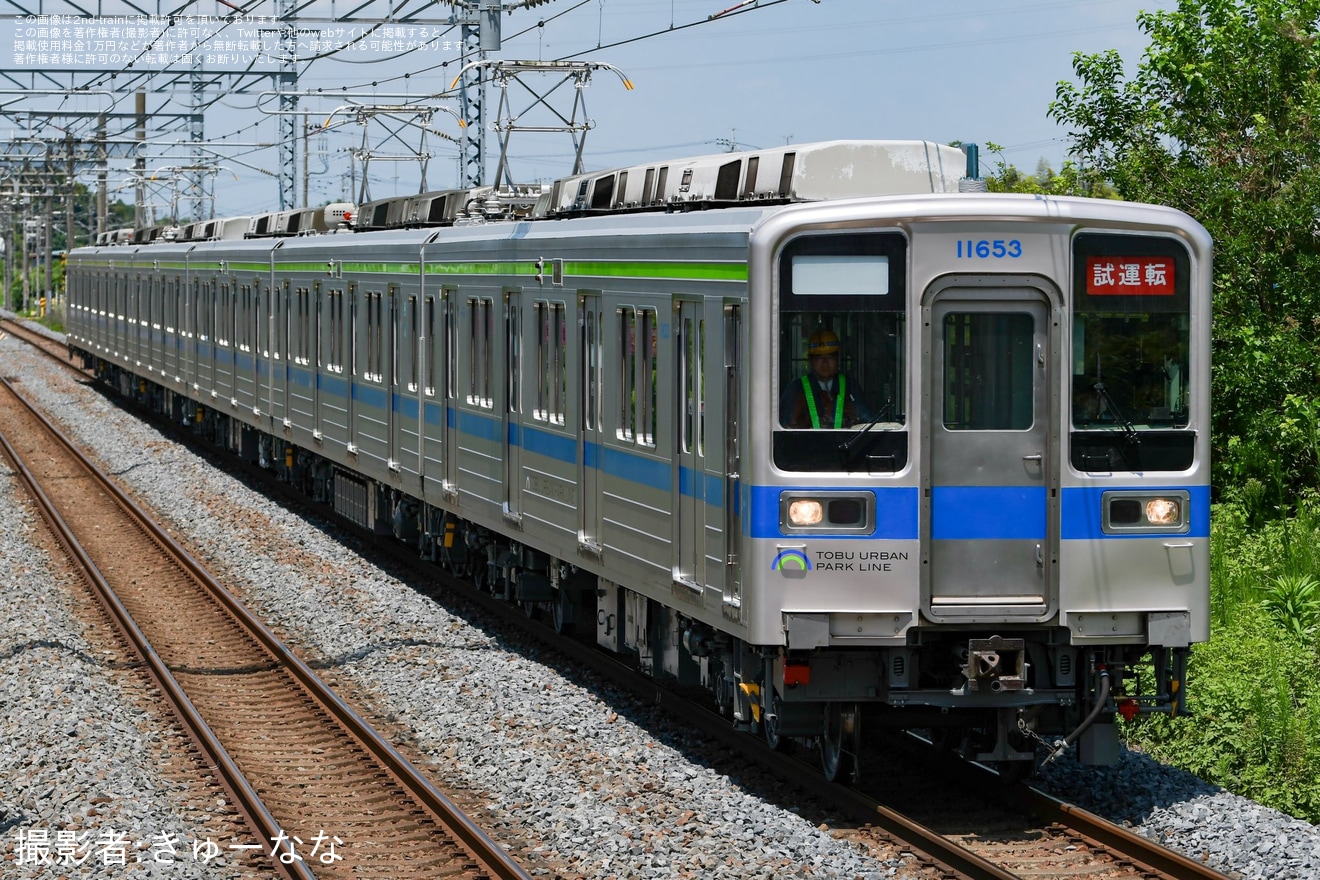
[64,140,1211,781]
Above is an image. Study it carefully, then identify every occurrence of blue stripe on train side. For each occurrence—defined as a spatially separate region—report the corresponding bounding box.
[931,486,1047,540]
[351,383,389,410]
[748,486,919,540]
[523,423,576,463]
[1061,485,1210,539]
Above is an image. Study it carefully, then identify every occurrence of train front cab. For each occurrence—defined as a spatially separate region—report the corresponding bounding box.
[739,197,1210,778]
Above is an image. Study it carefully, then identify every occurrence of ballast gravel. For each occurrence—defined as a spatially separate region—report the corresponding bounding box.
[4,314,1320,879]
[0,376,246,873]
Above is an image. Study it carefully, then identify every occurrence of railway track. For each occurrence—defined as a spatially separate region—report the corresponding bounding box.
[2,313,1233,879]
[0,359,531,880]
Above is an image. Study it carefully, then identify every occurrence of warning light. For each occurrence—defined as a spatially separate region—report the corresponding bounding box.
[1117,699,1140,722]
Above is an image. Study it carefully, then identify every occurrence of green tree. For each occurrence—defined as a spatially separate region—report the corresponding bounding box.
[1050,0,1320,516]
[978,142,1118,197]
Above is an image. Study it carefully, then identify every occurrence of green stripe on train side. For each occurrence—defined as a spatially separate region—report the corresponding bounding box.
[74,257,748,283]
[422,261,535,276]
[566,260,747,281]
[422,260,747,282]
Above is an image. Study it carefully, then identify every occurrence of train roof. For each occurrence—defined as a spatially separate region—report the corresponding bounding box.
[80,139,977,251]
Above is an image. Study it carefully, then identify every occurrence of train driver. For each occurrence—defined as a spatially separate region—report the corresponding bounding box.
[779,328,874,429]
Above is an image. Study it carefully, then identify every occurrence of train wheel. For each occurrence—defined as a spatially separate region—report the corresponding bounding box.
[551,592,574,635]
[820,703,859,783]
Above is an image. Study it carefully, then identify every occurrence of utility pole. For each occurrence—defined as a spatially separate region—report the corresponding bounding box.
[65,131,75,253]
[303,120,310,208]
[135,91,147,230]
[97,114,108,239]
[457,1,501,188]
[42,178,52,316]
[277,0,299,209]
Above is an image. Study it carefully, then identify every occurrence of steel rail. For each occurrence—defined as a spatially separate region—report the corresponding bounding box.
[0,376,315,880]
[1015,785,1230,879]
[0,371,532,880]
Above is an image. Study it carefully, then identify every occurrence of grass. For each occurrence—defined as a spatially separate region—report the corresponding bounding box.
[1122,496,1320,823]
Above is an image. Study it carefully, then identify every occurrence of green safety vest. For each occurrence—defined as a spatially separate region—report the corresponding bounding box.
[801,374,846,429]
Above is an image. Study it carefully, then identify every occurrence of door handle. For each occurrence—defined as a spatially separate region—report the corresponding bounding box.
[1022,454,1042,462]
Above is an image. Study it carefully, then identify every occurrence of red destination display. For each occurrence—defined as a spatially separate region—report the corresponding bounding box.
[1085,256,1176,295]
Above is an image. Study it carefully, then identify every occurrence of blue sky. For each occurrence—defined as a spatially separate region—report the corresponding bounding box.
[199,0,1174,216]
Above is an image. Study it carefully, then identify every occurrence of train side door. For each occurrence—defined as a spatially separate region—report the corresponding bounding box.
[310,282,322,437]
[503,289,524,524]
[268,279,288,426]
[578,292,603,557]
[200,279,214,395]
[924,284,1057,621]
[389,284,407,474]
[674,298,706,594]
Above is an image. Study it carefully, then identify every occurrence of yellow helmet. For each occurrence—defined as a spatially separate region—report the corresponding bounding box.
[807,328,840,356]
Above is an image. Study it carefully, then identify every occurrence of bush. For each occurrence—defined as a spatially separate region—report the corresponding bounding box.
[1125,613,1320,822]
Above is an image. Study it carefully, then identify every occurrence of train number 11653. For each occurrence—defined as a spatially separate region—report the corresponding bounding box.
[956,239,1023,259]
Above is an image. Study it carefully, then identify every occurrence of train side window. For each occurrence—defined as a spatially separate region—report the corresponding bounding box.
[296,287,311,364]
[424,295,436,396]
[618,307,636,441]
[680,313,705,454]
[271,285,282,359]
[443,290,456,400]
[320,290,331,370]
[583,307,598,430]
[534,300,566,425]
[218,283,231,347]
[195,281,206,342]
[165,277,176,334]
[506,292,521,414]
[364,291,376,380]
[615,306,657,447]
[467,296,494,409]
[407,294,419,392]
[362,290,386,382]
[260,285,271,357]
[697,318,705,454]
[334,290,345,373]
[639,308,657,447]
[239,283,253,352]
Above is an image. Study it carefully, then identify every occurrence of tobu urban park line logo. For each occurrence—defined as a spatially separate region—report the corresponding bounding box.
[771,549,813,571]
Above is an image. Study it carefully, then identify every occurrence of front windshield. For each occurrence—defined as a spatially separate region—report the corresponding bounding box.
[772,231,908,473]
[1072,312,1188,429]
[778,311,904,429]
[1071,233,1191,431]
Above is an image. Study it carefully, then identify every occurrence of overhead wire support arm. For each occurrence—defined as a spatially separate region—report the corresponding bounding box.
[448,59,633,187]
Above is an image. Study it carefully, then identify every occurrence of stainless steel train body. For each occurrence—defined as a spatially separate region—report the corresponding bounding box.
[65,140,1211,777]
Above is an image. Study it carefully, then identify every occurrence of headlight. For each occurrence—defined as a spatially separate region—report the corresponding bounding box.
[1102,490,1190,533]
[779,492,874,533]
[1145,498,1181,525]
[788,499,824,526]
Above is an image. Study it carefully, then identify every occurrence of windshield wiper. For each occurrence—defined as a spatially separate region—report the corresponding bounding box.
[838,400,893,471]
[1093,382,1140,447]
